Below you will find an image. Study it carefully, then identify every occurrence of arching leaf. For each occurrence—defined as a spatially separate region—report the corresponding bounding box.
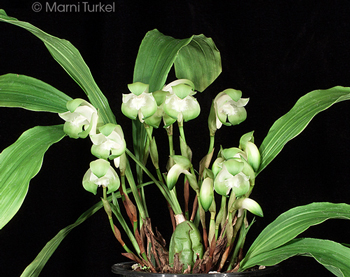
[0,125,66,229]
[0,74,71,113]
[258,86,350,174]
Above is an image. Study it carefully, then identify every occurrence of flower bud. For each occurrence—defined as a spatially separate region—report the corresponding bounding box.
[166,155,194,190]
[240,131,261,172]
[234,197,263,217]
[199,177,214,212]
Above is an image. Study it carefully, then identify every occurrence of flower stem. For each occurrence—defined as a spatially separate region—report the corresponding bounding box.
[125,148,183,215]
[208,134,215,155]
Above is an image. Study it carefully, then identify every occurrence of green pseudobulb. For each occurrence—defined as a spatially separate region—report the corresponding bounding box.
[169,220,204,271]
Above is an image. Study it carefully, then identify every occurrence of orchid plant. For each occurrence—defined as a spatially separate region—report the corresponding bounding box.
[1,10,350,277]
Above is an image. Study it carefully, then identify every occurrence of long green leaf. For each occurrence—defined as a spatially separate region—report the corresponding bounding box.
[133,29,221,92]
[0,74,72,113]
[0,9,115,124]
[239,238,350,276]
[174,34,221,92]
[258,86,350,174]
[0,125,66,229]
[240,202,350,268]
[20,183,151,277]
[20,198,106,277]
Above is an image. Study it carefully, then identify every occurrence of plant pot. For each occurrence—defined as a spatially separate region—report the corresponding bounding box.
[111,262,280,277]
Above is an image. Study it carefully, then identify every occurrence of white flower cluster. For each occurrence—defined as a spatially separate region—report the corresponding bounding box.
[59,98,126,195]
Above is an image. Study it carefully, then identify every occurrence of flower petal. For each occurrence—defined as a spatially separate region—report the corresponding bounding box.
[227,107,247,125]
[139,93,158,119]
[121,95,139,120]
[105,168,120,193]
[82,169,98,195]
[127,82,149,96]
[172,83,193,99]
[90,159,110,178]
[91,144,110,159]
[181,96,200,122]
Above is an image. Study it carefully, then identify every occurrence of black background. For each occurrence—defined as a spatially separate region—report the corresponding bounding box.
[1,1,350,276]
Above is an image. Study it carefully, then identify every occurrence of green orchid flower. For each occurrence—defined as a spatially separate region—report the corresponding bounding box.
[82,159,120,195]
[214,159,250,197]
[213,88,249,129]
[90,123,126,160]
[121,82,157,122]
[59,98,99,139]
[163,80,200,124]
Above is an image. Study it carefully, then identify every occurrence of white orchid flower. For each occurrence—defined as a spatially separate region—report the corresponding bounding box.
[90,123,126,160]
[214,160,250,197]
[121,82,157,122]
[59,98,99,139]
[82,159,120,195]
[162,80,200,123]
[214,89,249,129]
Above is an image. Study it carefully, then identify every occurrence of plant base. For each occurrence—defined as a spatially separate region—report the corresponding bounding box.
[111,262,280,277]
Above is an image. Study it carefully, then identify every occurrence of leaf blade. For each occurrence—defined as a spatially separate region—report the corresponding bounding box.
[0,74,72,113]
[174,34,222,92]
[240,238,350,276]
[240,202,350,267]
[0,9,115,124]
[20,199,104,277]
[258,86,350,174]
[133,29,221,92]
[19,183,151,277]
[0,125,66,229]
